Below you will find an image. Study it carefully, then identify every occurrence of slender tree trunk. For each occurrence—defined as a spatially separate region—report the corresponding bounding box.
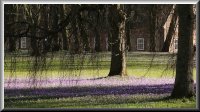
[50,5,59,51]
[77,13,90,52]
[162,6,178,52]
[158,5,174,28]
[40,5,49,54]
[60,5,69,50]
[171,5,195,98]
[108,5,127,77]
[125,5,131,51]
[93,11,102,52]
[107,33,111,51]
[30,28,40,56]
[7,5,16,52]
[149,5,156,52]
[9,37,16,52]
[30,5,40,56]
[125,21,131,51]
[94,27,101,52]
[69,5,80,54]
[4,5,10,50]
[72,21,80,54]
[71,17,79,54]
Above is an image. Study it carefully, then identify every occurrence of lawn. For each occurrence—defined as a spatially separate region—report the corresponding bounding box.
[4,52,197,109]
[4,52,196,79]
[5,94,196,108]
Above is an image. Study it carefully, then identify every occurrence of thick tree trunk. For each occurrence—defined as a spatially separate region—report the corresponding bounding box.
[108,5,127,77]
[171,5,195,98]
[162,6,178,52]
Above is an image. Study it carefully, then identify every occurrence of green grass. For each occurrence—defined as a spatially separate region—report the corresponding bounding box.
[5,94,196,108]
[4,52,197,79]
[4,52,197,109]
[4,65,196,79]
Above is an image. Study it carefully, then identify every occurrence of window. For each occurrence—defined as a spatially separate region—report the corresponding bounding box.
[21,37,26,49]
[137,38,144,50]
[175,39,178,49]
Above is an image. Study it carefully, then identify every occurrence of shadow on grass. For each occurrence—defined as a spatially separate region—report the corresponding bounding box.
[5,84,174,101]
[4,83,197,108]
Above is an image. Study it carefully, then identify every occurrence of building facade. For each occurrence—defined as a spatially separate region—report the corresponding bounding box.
[5,5,196,53]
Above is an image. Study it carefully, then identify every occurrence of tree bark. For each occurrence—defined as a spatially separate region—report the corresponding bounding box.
[124,5,132,51]
[149,5,156,52]
[171,5,195,98]
[60,5,69,51]
[30,28,40,56]
[93,11,102,52]
[70,5,80,54]
[108,5,127,77]
[6,5,17,52]
[30,5,40,56]
[77,13,90,52]
[40,5,49,54]
[50,5,59,51]
[162,6,178,52]
[94,27,101,52]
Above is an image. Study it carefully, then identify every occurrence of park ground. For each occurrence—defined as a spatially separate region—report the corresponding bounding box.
[4,52,197,109]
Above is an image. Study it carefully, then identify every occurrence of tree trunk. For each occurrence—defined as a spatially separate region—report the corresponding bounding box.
[30,5,40,56]
[124,5,131,51]
[60,5,69,50]
[162,6,178,52]
[125,22,131,51]
[7,5,17,52]
[149,5,156,52]
[40,5,49,54]
[171,5,195,98]
[50,5,59,51]
[93,11,102,52]
[30,27,40,56]
[77,13,90,52]
[72,20,80,54]
[108,5,127,77]
[9,37,16,52]
[94,27,101,52]
[30,38,40,56]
